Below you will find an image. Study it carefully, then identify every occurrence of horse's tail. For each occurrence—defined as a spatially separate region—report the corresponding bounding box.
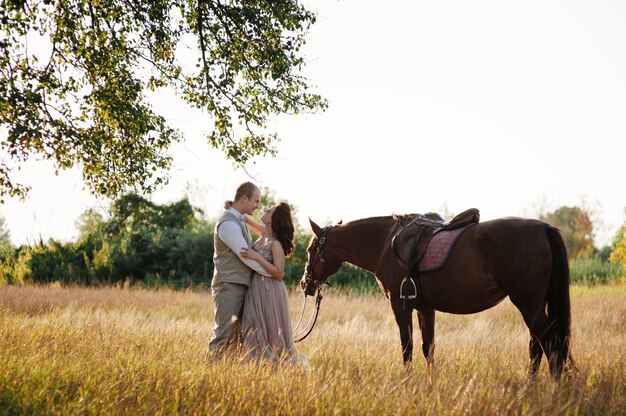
[545,226,573,373]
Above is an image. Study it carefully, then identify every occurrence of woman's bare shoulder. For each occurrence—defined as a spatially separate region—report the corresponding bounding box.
[271,239,285,254]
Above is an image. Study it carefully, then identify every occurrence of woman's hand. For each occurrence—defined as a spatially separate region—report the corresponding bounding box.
[240,247,261,261]
[224,200,233,209]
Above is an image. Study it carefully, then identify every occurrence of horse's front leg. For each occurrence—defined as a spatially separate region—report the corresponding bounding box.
[391,299,413,366]
[417,308,436,367]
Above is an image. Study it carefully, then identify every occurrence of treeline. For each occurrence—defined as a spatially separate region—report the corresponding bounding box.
[1,195,624,290]
[0,194,378,292]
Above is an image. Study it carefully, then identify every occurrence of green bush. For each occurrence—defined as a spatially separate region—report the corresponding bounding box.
[0,244,19,284]
[570,256,625,285]
[0,194,215,289]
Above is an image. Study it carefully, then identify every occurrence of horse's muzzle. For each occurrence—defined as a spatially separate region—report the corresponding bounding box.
[300,276,317,296]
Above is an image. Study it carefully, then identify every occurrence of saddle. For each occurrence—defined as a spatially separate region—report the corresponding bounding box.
[392,208,480,272]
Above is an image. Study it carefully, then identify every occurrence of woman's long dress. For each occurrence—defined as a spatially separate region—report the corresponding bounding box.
[242,238,304,364]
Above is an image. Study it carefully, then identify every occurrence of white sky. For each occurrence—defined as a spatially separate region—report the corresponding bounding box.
[2,0,625,248]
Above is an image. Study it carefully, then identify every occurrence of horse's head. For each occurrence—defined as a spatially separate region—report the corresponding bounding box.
[300,219,342,296]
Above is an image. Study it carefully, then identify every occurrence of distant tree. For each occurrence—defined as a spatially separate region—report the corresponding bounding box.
[540,206,594,259]
[19,193,214,287]
[0,214,10,246]
[75,209,105,241]
[596,245,612,262]
[100,193,210,285]
[609,210,626,267]
[0,0,327,201]
[106,193,197,235]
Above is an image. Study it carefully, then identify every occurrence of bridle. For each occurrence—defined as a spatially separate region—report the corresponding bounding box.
[293,226,337,342]
[301,225,335,290]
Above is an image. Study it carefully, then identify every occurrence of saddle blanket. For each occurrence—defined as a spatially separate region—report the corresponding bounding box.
[419,224,474,272]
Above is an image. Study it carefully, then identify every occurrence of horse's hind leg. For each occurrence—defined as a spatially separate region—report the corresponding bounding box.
[513,302,561,379]
[391,299,413,366]
[528,332,543,379]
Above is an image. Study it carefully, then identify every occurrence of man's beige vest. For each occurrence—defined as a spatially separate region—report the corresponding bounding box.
[212,211,253,287]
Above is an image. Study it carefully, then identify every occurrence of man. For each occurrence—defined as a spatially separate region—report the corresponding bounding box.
[208,181,270,355]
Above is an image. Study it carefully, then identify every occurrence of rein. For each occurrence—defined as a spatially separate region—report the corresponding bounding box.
[293,287,323,342]
[293,225,335,342]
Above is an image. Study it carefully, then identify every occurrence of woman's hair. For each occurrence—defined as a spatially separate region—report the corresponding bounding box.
[234,181,259,202]
[272,202,295,256]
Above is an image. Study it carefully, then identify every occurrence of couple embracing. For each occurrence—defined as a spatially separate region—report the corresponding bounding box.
[208,181,306,366]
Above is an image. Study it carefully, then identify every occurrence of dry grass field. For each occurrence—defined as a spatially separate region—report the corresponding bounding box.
[0,283,624,415]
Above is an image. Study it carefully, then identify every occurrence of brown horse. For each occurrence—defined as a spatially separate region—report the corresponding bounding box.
[300,215,573,379]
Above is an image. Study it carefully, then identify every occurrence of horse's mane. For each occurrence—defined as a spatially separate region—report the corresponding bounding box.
[392,213,417,226]
[344,214,416,228]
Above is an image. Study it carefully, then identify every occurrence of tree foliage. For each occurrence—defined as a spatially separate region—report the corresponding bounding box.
[0,0,326,200]
[609,209,626,267]
[540,206,594,259]
[0,214,10,246]
[0,193,215,286]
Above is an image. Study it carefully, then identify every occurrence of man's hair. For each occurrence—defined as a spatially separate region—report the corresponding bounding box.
[234,181,259,202]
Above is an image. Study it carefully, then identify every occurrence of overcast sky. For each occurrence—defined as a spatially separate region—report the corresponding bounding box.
[2,0,625,248]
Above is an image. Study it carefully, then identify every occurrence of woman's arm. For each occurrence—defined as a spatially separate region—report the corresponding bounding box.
[244,215,266,235]
[240,242,286,280]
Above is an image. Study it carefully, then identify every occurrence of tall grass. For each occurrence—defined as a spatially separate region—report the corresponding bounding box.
[0,284,624,415]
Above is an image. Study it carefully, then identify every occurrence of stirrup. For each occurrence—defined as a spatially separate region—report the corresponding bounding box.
[399,276,417,300]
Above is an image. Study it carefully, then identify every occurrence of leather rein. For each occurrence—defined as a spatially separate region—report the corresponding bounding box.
[293,226,335,342]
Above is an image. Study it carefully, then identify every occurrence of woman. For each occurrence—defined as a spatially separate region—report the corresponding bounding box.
[237,201,307,365]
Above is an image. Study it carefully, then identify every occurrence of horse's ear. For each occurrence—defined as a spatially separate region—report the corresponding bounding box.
[309,218,322,237]
[337,220,343,225]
